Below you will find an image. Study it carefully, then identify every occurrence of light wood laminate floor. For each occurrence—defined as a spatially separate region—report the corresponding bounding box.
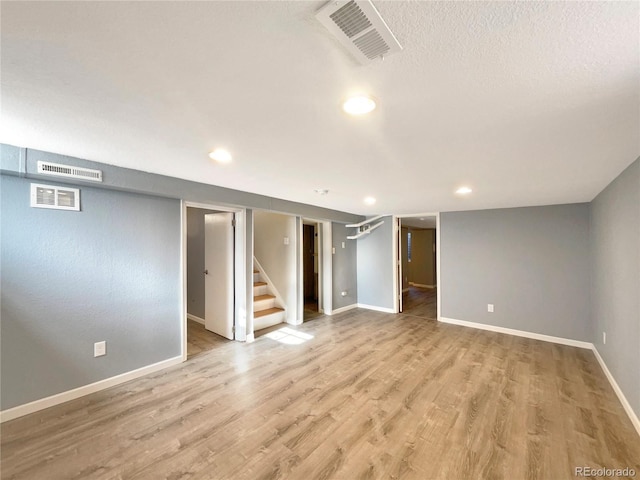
[2,310,639,479]
[402,286,437,319]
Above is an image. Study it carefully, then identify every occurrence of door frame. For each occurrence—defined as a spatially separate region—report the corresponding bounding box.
[299,218,331,318]
[182,201,247,360]
[392,213,441,320]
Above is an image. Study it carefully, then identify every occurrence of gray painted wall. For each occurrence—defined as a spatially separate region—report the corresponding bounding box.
[186,207,221,320]
[356,216,395,310]
[253,211,298,323]
[1,144,362,224]
[0,143,362,411]
[590,158,639,416]
[331,223,357,309]
[440,204,591,341]
[1,175,182,409]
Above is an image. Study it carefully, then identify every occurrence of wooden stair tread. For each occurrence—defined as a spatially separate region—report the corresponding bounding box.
[253,281,267,286]
[254,307,284,318]
[253,270,259,274]
[254,294,275,301]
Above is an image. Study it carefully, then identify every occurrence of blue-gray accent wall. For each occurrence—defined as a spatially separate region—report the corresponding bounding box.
[1,143,361,411]
[356,216,395,310]
[590,158,639,417]
[1,175,182,409]
[332,223,357,309]
[440,204,591,341]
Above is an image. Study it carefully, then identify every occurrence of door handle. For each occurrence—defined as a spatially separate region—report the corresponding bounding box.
[204,270,209,275]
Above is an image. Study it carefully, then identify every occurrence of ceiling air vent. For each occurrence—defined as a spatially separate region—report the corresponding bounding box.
[316,0,402,65]
[37,161,102,182]
[30,183,80,211]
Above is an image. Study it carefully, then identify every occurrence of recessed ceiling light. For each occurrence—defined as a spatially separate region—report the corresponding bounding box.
[209,148,232,163]
[455,186,473,195]
[342,94,376,116]
[314,188,329,195]
[364,196,376,205]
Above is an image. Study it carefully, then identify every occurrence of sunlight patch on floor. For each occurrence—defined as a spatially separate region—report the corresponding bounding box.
[265,327,314,345]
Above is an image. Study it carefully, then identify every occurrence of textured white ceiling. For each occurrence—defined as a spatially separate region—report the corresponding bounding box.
[1,1,638,215]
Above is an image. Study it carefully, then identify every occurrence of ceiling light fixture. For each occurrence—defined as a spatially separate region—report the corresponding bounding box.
[364,196,376,205]
[455,186,473,195]
[209,148,232,163]
[314,188,329,195]
[342,94,376,116]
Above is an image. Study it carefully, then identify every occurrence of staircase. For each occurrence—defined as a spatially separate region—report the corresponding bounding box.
[253,261,286,331]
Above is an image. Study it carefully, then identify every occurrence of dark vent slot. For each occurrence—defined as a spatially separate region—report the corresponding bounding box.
[330,1,371,38]
[43,164,72,175]
[354,29,390,59]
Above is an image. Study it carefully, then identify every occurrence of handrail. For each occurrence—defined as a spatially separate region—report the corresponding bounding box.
[346,214,386,228]
[346,220,384,240]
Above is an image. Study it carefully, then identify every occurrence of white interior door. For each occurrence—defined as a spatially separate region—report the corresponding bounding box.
[204,212,234,340]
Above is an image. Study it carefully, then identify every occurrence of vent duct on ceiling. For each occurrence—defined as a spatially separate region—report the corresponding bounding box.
[37,161,102,182]
[316,0,402,65]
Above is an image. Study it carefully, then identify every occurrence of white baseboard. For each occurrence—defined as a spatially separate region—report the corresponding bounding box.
[0,355,184,423]
[409,283,436,289]
[187,313,205,325]
[245,333,255,343]
[438,317,593,349]
[591,347,640,437]
[327,304,358,315]
[357,303,396,314]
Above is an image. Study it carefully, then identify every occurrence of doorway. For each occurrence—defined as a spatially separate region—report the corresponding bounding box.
[396,214,439,320]
[183,203,246,359]
[302,220,322,321]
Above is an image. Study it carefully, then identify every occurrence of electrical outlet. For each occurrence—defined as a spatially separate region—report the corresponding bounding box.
[487,304,494,313]
[94,341,106,357]
[342,242,346,249]
[603,332,606,345]
[283,237,289,245]
[332,247,336,254]
[341,291,348,297]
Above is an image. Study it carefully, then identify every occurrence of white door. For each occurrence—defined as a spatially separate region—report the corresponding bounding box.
[204,212,234,340]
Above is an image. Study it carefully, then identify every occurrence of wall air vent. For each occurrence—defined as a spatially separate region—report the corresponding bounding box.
[37,161,102,182]
[316,0,402,65]
[30,183,80,211]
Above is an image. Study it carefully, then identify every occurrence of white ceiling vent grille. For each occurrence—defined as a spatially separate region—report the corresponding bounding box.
[37,161,102,182]
[316,0,402,65]
[30,183,80,211]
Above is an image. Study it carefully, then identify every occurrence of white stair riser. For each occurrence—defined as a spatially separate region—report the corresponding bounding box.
[253,284,268,296]
[253,272,261,283]
[254,298,276,312]
[253,310,286,331]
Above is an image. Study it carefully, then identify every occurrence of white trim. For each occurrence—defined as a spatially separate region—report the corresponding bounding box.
[392,216,399,313]
[435,213,441,321]
[187,313,205,325]
[409,282,436,289]
[591,347,640,437]
[358,303,396,314]
[322,221,333,315]
[0,355,183,423]
[402,288,410,293]
[245,333,255,343]
[328,304,358,315]
[180,201,188,361]
[438,317,593,349]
